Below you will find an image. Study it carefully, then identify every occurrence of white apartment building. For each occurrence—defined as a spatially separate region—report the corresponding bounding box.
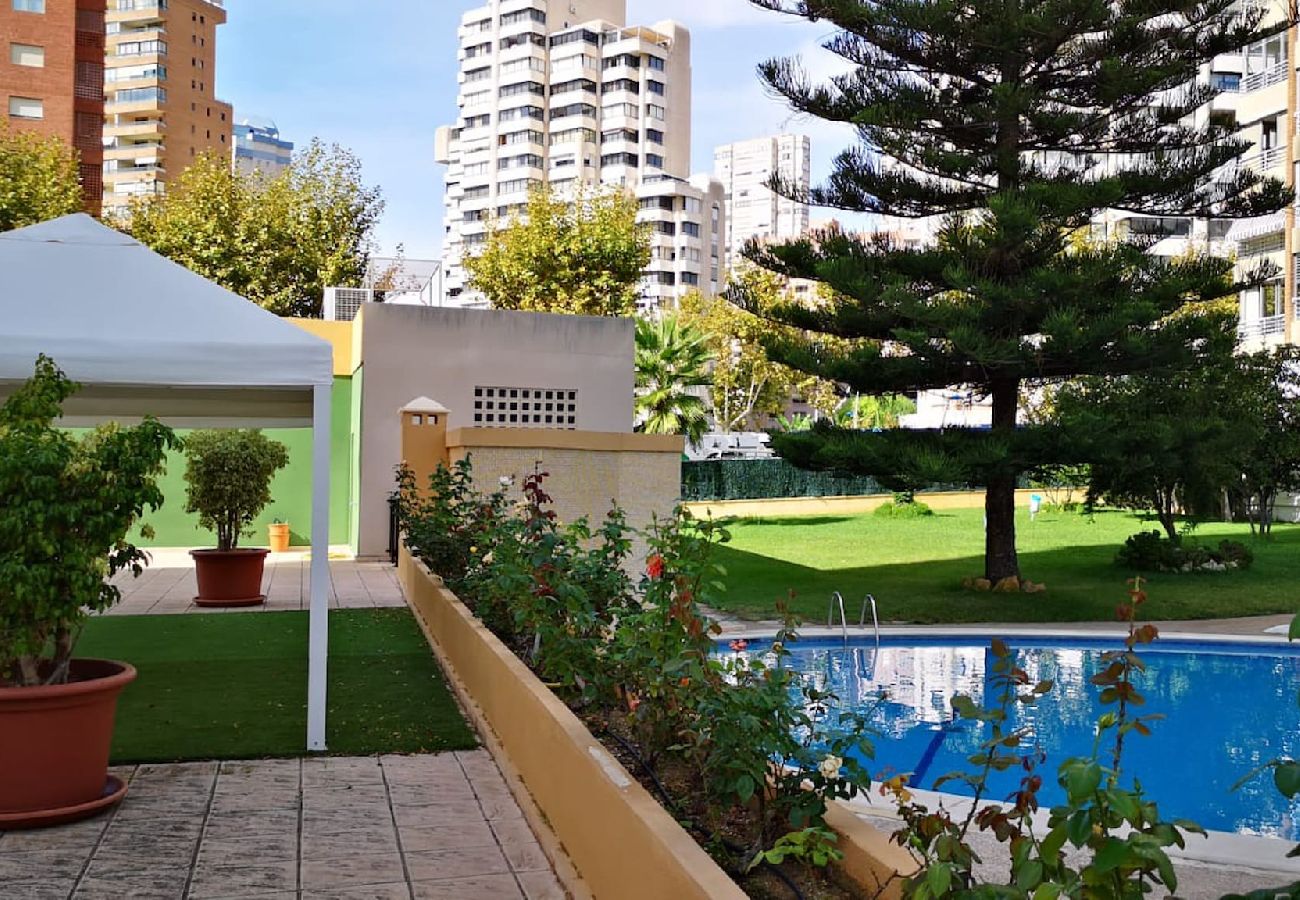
[714,133,811,271]
[435,0,725,312]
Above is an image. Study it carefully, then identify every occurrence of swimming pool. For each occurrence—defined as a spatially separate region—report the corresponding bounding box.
[729,635,1300,839]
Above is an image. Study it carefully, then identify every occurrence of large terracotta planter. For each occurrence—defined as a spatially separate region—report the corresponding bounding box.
[0,659,136,829]
[191,548,269,607]
[268,522,291,553]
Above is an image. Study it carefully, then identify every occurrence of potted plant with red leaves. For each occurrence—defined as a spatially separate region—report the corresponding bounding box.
[184,429,289,607]
[0,356,177,828]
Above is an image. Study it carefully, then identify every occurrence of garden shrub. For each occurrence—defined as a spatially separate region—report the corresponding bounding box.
[873,493,935,519]
[396,458,875,886]
[1116,530,1253,573]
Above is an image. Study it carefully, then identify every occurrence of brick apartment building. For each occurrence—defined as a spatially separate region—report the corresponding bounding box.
[0,0,106,214]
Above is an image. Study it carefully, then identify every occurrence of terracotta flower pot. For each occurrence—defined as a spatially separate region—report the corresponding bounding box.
[268,522,291,553]
[0,659,136,829]
[191,548,269,607]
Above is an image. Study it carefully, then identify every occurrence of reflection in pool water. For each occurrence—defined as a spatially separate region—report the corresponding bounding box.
[731,637,1300,839]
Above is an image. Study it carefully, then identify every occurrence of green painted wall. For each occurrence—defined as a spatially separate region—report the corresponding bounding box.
[348,364,364,555]
[122,377,354,548]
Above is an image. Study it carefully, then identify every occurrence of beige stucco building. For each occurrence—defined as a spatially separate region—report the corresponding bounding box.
[102,0,231,215]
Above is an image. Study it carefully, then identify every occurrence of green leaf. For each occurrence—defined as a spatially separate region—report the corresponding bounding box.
[1274,762,1300,799]
[927,862,952,895]
[1092,838,1130,873]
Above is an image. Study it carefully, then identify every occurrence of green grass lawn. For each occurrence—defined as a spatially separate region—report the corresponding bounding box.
[77,608,477,764]
[711,508,1300,623]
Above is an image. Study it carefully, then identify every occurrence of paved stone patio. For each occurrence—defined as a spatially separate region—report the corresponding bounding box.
[0,752,564,900]
[104,555,405,615]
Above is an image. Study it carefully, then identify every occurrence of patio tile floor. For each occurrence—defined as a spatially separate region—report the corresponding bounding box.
[0,752,565,900]
[104,555,405,615]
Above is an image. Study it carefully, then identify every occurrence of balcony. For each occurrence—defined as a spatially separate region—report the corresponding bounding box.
[1238,314,1286,339]
[106,119,165,138]
[1242,62,1286,91]
[108,0,167,27]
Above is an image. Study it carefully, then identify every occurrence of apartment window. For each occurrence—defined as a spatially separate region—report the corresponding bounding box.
[464,42,492,58]
[646,104,666,120]
[550,103,596,120]
[601,152,639,167]
[105,63,165,82]
[551,127,595,145]
[462,90,490,106]
[498,177,541,194]
[463,113,491,129]
[602,102,638,119]
[463,66,491,83]
[552,153,575,168]
[682,222,701,237]
[647,80,665,95]
[499,33,545,51]
[116,40,166,56]
[464,161,490,176]
[500,105,545,122]
[463,185,490,200]
[501,56,546,75]
[501,129,543,145]
[10,44,43,67]
[646,128,664,144]
[12,0,44,11]
[652,221,676,236]
[639,196,675,211]
[552,54,596,73]
[681,272,700,286]
[684,197,702,214]
[498,153,543,171]
[552,78,596,96]
[8,96,43,119]
[650,272,676,286]
[499,81,544,98]
[646,153,665,168]
[646,55,666,71]
[601,128,638,143]
[469,17,491,32]
[603,54,640,69]
[500,8,546,27]
[110,87,166,104]
[603,78,639,94]
[464,209,487,222]
[549,29,598,48]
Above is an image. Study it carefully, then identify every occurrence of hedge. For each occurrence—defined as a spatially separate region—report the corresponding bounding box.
[681,459,887,501]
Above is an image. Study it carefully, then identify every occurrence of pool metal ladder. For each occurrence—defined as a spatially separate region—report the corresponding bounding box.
[828,591,880,646]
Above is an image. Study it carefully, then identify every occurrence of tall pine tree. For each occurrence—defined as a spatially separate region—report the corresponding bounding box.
[744,0,1290,583]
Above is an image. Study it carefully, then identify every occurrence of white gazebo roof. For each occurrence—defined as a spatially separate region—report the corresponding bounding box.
[0,214,332,426]
[0,213,335,752]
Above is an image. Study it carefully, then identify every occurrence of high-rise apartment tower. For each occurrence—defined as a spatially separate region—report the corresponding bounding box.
[435,0,725,311]
[713,133,810,272]
[102,0,231,215]
[0,0,106,213]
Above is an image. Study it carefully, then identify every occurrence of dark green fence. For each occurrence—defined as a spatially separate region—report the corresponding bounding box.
[681,459,886,501]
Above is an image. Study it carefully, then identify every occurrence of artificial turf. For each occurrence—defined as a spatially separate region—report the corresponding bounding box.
[76,608,477,763]
[709,507,1300,624]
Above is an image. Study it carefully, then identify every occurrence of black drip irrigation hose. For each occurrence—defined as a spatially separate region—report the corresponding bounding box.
[598,727,806,900]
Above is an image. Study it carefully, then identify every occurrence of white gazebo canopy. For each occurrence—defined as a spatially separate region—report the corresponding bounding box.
[0,213,335,751]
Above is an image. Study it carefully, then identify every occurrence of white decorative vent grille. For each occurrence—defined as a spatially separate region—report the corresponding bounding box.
[473,386,578,428]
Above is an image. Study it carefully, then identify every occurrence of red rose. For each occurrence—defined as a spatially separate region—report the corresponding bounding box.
[646,555,665,579]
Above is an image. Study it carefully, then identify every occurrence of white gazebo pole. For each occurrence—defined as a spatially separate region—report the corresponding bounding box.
[306,381,332,752]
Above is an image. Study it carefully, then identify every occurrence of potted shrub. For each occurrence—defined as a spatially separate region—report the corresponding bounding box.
[0,356,177,828]
[184,429,289,607]
[268,518,291,553]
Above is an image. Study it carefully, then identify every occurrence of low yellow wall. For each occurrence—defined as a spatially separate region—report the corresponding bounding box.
[399,548,743,900]
[685,488,1045,520]
[286,318,355,376]
[398,548,914,899]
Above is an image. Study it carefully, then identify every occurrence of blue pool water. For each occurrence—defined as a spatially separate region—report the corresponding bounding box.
[731,636,1300,839]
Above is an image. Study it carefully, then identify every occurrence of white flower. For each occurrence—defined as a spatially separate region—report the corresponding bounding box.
[499,475,514,488]
[818,755,843,781]
[800,778,815,792]
[602,614,619,642]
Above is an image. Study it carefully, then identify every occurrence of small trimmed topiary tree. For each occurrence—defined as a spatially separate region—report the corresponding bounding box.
[183,429,289,551]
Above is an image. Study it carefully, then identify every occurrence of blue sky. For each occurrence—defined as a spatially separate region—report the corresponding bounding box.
[218,0,860,258]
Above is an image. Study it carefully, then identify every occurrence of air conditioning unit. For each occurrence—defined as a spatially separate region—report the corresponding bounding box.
[323,287,376,321]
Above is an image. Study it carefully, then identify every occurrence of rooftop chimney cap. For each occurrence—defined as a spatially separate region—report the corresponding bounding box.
[401,397,451,415]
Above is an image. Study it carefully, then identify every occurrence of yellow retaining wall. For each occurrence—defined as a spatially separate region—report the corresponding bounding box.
[398,548,744,900]
[398,548,913,899]
[685,488,1046,520]
[286,318,355,376]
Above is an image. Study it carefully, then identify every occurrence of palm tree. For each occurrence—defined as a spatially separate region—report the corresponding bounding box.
[835,394,917,430]
[634,315,713,445]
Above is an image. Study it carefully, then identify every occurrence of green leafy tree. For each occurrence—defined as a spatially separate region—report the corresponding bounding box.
[834,393,916,430]
[634,315,713,445]
[680,268,841,433]
[1055,365,1246,541]
[465,185,650,316]
[183,430,290,551]
[1231,349,1300,536]
[0,126,82,232]
[0,357,178,687]
[120,140,383,316]
[743,0,1288,582]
